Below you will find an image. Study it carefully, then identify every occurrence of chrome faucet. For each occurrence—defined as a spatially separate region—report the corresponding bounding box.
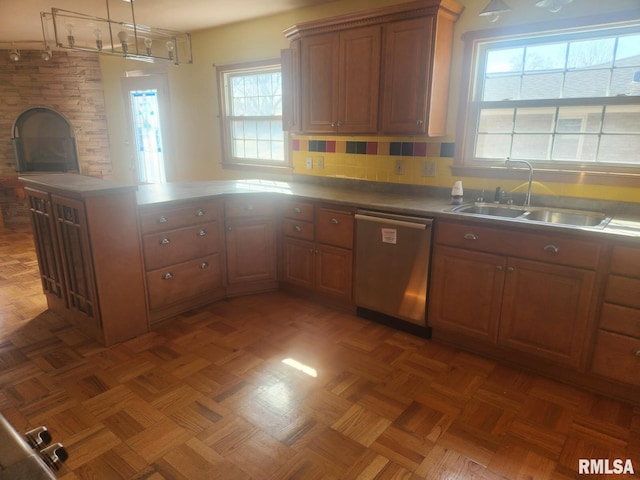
[505,158,533,206]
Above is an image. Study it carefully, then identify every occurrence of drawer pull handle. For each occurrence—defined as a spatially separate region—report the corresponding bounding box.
[161,272,173,280]
[197,229,207,236]
[195,209,205,217]
[200,262,209,269]
[294,225,302,232]
[157,216,168,223]
[159,237,171,245]
[330,218,339,224]
[464,233,478,240]
[544,244,559,253]
[293,207,301,214]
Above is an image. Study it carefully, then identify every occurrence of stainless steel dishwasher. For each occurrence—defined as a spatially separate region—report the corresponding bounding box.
[354,210,433,335]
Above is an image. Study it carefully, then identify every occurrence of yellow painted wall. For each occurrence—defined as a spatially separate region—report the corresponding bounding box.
[100,0,640,202]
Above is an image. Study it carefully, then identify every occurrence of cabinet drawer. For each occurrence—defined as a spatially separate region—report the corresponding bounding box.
[225,197,275,218]
[600,303,640,339]
[605,275,640,309]
[610,245,640,278]
[591,330,640,387]
[282,200,314,222]
[140,200,219,234]
[143,222,219,270]
[435,221,600,269]
[146,254,223,310]
[282,219,314,241]
[316,209,353,249]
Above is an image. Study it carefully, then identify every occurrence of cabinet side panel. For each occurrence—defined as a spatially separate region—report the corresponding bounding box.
[85,192,149,344]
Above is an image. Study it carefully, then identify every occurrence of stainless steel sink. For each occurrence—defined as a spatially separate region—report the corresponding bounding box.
[451,202,611,229]
[452,203,527,218]
[522,208,610,228]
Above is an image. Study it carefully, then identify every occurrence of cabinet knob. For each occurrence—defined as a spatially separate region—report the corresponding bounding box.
[543,244,560,253]
[417,119,423,125]
[245,204,254,211]
[159,237,171,245]
[496,265,503,271]
[195,209,205,217]
[330,121,336,127]
[336,121,342,127]
[463,233,478,240]
[294,224,302,232]
[161,272,173,280]
[157,216,168,223]
[200,262,209,269]
[634,349,640,358]
[507,266,515,272]
[197,229,207,236]
[293,207,301,214]
[330,218,339,225]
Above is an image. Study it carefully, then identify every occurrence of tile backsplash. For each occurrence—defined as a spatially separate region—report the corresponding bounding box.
[292,135,456,186]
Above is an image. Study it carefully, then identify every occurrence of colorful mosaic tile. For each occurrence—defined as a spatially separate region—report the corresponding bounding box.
[291,136,455,158]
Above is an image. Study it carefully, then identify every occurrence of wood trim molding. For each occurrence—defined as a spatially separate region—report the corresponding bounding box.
[282,0,463,40]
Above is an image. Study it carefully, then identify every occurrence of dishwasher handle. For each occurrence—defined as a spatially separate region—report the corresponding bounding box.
[355,213,432,230]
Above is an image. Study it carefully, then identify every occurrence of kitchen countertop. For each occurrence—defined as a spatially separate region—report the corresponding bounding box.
[135,178,640,241]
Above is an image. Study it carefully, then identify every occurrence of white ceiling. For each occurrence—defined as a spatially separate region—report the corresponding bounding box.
[0,0,335,44]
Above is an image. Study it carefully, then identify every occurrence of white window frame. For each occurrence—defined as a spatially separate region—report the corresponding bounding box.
[455,13,640,185]
[216,59,291,172]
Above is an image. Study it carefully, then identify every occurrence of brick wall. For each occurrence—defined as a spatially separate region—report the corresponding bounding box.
[0,49,112,225]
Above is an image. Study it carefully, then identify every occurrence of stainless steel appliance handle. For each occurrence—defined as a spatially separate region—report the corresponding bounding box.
[355,213,431,230]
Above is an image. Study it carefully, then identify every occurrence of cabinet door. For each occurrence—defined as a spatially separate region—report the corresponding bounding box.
[301,32,339,133]
[25,188,64,300]
[282,237,315,289]
[380,16,434,134]
[428,245,505,341]
[315,244,353,300]
[226,218,277,284]
[337,25,381,133]
[498,257,595,368]
[51,194,100,326]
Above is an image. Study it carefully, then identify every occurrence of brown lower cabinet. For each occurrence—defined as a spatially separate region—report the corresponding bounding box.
[224,196,278,296]
[139,198,226,323]
[22,175,149,346]
[429,220,600,369]
[280,199,354,305]
[591,245,640,387]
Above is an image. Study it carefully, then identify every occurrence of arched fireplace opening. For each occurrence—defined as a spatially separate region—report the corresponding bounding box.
[11,107,80,173]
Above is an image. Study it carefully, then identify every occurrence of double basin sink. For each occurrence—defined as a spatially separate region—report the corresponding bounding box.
[452,202,612,229]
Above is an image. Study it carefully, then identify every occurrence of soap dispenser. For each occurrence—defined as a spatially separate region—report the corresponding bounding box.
[451,181,463,205]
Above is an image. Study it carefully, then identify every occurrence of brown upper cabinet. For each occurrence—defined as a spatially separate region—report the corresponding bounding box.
[282,0,464,136]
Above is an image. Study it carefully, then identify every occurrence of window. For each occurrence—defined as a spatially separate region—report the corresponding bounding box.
[458,16,640,181]
[217,60,288,170]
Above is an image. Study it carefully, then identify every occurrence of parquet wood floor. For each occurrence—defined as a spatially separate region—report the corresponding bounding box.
[1,225,639,479]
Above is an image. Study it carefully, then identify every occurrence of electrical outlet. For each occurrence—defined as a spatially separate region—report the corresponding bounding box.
[317,156,324,169]
[394,159,404,175]
[421,160,436,177]
[306,156,313,169]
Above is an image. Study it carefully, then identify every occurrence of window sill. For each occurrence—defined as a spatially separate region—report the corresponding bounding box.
[222,162,293,175]
[451,165,640,188]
